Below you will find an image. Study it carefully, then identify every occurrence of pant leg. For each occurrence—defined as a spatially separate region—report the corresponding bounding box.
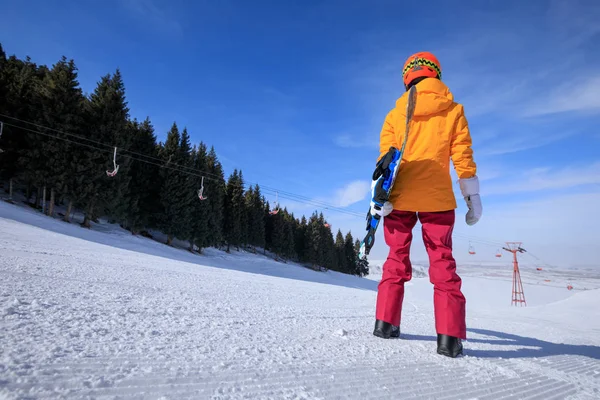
[375,210,418,326]
[418,210,466,339]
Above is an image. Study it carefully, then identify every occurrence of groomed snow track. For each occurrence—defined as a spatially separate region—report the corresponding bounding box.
[1,201,599,399]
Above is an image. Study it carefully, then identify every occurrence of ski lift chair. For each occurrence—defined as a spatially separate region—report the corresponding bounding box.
[106,147,119,177]
[198,176,208,201]
[468,242,476,255]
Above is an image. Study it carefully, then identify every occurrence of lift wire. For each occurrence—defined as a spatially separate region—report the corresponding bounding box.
[522,250,557,269]
[0,113,375,216]
[0,120,365,218]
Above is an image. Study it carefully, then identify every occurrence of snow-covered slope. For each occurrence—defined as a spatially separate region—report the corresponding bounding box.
[1,200,599,399]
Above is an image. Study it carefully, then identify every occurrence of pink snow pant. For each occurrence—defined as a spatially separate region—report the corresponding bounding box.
[375,210,466,339]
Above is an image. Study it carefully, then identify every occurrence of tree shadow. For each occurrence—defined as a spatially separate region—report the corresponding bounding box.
[0,200,378,292]
[402,329,600,360]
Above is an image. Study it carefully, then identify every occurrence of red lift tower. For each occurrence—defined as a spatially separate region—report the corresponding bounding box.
[503,242,527,306]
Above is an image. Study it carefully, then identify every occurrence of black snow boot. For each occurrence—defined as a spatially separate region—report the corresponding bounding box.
[373,320,400,339]
[437,334,463,358]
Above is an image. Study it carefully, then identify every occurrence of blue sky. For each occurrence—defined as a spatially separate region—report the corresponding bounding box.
[2,0,599,267]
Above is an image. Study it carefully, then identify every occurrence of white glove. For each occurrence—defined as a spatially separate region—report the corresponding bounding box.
[465,194,482,225]
[459,176,482,225]
[370,201,393,217]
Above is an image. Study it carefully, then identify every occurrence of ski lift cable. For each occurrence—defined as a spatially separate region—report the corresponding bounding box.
[0,114,371,213]
[523,251,555,268]
[0,113,364,209]
[0,113,119,150]
[0,113,218,176]
[0,121,365,217]
[0,113,369,213]
[0,118,516,246]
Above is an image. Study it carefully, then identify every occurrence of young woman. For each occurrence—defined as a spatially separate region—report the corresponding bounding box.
[371,51,482,358]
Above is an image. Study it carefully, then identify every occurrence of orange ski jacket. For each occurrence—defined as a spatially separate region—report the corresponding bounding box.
[378,78,477,212]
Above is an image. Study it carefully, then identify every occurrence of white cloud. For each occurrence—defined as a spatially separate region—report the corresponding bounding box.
[477,130,579,157]
[484,162,600,196]
[523,75,600,117]
[332,180,371,207]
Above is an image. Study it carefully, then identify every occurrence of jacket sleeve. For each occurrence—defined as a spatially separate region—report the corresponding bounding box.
[451,105,477,179]
[378,110,397,161]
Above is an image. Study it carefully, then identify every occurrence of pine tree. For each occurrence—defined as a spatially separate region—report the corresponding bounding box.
[188,142,211,252]
[224,169,244,251]
[271,211,286,259]
[175,127,193,242]
[0,45,13,199]
[295,216,309,263]
[250,185,266,251]
[238,171,249,248]
[38,56,86,218]
[283,213,296,260]
[335,229,347,273]
[159,122,186,245]
[319,215,335,271]
[206,146,225,247]
[244,185,265,252]
[124,118,159,233]
[0,44,7,161]
[345,232,359,275]
[264,200,274,252]
[0,49,31,198]
[306,211,322,269]
[81,70,130,227]
[244,186,254,249]
[0,43,6,102]
[4,56,48,206]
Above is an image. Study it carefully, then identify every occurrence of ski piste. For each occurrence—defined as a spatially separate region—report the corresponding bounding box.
[359,85,417,259]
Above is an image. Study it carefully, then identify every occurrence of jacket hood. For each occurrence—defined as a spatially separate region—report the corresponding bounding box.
[395,78,454,117]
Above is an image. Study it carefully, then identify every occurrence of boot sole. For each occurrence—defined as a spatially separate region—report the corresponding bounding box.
[373,331,400,339]
[437,348,463,358]
[373,330,391,339]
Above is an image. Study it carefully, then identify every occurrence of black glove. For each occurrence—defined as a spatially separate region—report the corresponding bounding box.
[372,147,398,180]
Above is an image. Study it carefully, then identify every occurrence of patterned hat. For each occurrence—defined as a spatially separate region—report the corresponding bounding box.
[402,52,442,87]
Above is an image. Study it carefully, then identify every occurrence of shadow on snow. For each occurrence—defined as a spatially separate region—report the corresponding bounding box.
[403,328,600,360]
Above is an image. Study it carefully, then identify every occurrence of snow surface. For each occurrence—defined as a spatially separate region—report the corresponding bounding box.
[1,199,600,399]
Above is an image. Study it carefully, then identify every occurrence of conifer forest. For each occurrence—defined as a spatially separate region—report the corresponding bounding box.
[0,43,369,277]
